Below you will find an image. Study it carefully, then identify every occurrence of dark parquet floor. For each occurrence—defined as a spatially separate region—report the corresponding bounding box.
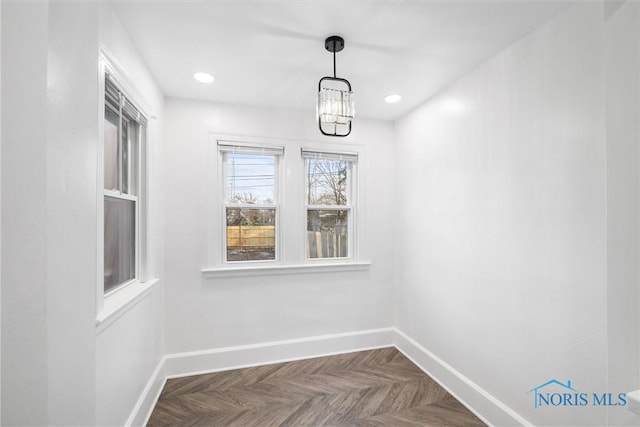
[147,347,486,427]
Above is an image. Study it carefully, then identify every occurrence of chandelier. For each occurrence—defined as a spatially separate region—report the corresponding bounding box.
[318,35,354,137]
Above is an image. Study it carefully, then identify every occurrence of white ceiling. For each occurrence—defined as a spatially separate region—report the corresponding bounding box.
[110,0,573,121]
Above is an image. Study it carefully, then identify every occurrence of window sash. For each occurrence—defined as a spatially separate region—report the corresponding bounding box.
[306,207,351,259]
[306,204,352,210]
[304,157,353,206]
[104,189,138,202]
[304,152,355,260]
[219,142,282,264]
[103,188,139,295]
[222,151,279,205]
[223,206,279,264]
[104,194,138,295]
[103,72,144,294]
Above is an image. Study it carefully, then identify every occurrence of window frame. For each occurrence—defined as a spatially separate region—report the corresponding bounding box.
[97,47,152,320]
[303,150,357,261]
[217,141,284,265]
[204,135,368,277]
[102,97,140,296]
[103,190,139,295]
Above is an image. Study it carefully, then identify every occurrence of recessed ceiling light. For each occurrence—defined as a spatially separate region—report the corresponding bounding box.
[193,72,215,84]
[384,94,402,104]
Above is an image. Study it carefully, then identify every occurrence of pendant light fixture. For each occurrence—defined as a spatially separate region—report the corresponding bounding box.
[318,35,354,137]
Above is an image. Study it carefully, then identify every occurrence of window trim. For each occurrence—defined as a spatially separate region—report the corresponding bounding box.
[205,135,368,277]
[303,149,357,261]
[97,46,155,324]
[218,140,284,265]
[201,261,371,278]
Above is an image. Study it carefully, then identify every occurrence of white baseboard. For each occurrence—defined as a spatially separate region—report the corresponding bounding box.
[127,327,527,427]
[393,328,531,427]
[125,357,166,427]
[163,327,396,378]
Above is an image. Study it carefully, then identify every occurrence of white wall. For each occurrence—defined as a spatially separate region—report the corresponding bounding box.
[605,2,640,426]
[1,0,4,421]
[163,98,395,354]
[1,1,164,425]
[2,1,70,424]
[2,1,105,424]
[45,2,101,424]
[95,4,165,427]
[395,3,617,426]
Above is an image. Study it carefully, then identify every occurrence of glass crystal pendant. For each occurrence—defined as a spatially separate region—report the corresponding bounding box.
[318,36,354,137]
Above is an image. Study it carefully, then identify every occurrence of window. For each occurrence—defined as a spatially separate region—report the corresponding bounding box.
[303,149,357,259]
[219,142,283,263]
[207,138,365,276]
[103,72,148,294]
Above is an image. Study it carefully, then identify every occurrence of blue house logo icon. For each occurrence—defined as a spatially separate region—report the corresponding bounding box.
[528,379,578,408]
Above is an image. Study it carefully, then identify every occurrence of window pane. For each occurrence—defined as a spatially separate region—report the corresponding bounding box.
[104,105,119,191]
[226,207,275,261]
[122,119,129,194]
[306,209,348,258]
[306,159,348,205]
[104,197,136,293]
[225,153,275,204]
[122,120,139,196]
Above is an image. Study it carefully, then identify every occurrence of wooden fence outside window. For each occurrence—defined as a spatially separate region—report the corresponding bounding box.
[226,225,347,258]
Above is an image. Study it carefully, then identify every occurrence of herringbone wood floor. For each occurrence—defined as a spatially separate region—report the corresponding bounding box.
[147,347,486,427]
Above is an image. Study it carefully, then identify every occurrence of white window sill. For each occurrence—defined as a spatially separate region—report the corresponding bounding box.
[202,261,371,279]
[96,278,159,334]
